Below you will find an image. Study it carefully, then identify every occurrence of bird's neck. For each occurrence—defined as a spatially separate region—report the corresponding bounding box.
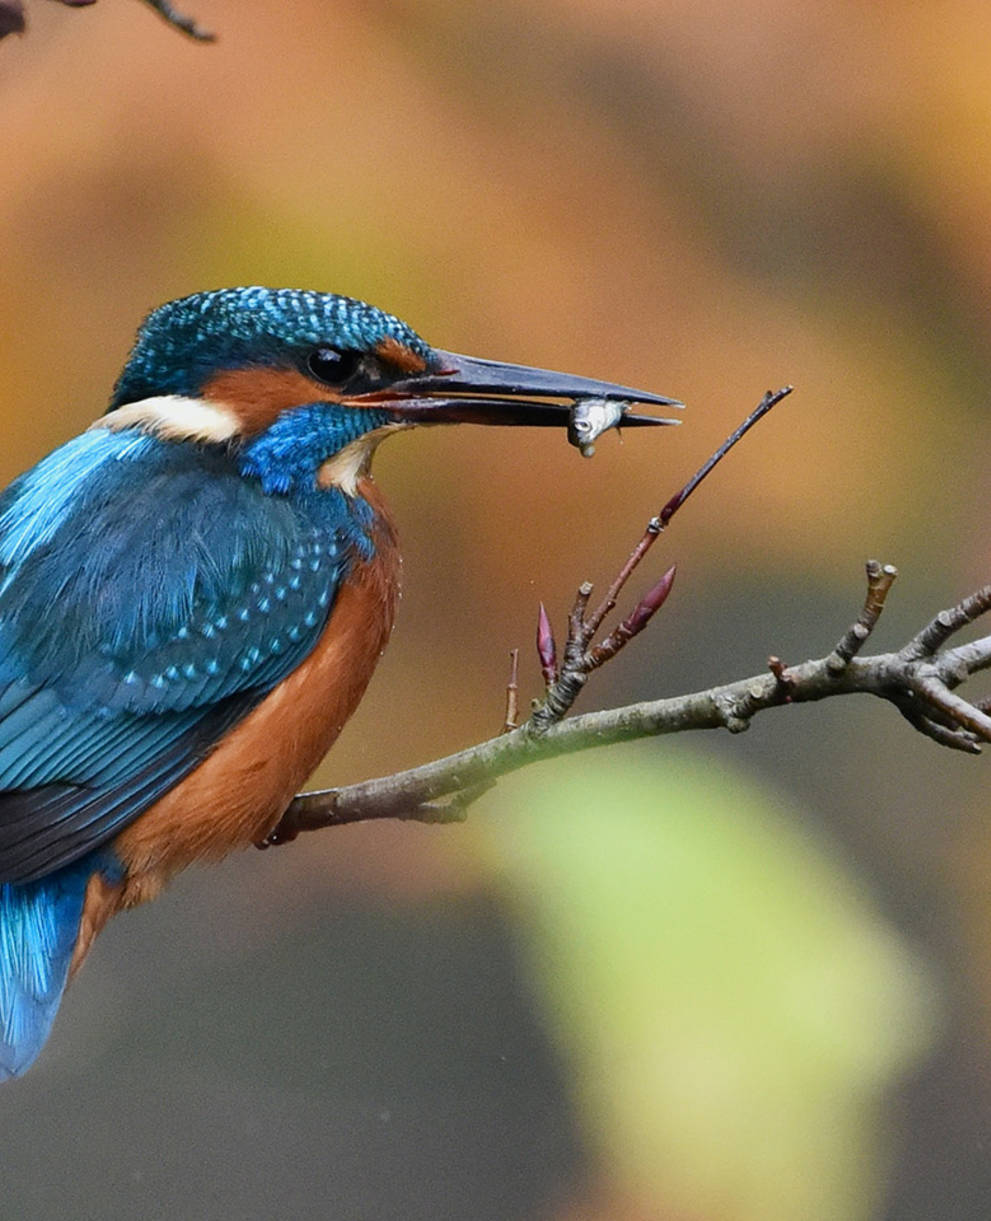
[237,404,394,497]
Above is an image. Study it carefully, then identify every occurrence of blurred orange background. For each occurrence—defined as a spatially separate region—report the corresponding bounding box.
[3,2,991,1217]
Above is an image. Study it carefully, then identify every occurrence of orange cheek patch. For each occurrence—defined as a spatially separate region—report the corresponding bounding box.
[376,336,427,375]
[202,367,341,434]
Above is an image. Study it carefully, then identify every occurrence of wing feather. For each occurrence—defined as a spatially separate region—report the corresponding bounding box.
[0,430,362,883]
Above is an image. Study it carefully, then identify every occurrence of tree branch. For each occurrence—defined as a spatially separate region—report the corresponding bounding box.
[254,386,990,848]
[259,562,991,847]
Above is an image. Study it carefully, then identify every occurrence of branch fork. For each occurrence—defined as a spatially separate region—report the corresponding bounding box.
[258,557,991,849]
[526,387,793,734]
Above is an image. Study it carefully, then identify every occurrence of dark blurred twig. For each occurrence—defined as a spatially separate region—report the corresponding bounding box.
[0,1,26,37]
[1,0,214,41]
[141,0,213,41]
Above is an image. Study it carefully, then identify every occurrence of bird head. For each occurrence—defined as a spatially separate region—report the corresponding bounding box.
[107,287,681,495]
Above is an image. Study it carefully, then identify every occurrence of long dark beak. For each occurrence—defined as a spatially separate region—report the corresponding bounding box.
[355,349,683,428]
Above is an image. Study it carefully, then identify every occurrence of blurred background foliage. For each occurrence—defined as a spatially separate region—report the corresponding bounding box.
[2,1,990,1217]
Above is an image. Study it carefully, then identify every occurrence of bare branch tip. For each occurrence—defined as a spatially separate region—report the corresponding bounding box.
[909,672,991,744]
[501,648,520,734]
[142,0,215,40]
[765,385,794,405]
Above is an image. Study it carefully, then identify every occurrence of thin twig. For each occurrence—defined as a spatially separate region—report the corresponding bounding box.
[2,0,217,40]
[827,560,898,671]
[587,565,677,668]
[529,387,794,731]
[942,635,991,685]
[583,387,792,638]
[502,649,520,733]
[891,696,981,754]
[141,0,214,40]
[905,584,991,659]
[908,670,991,742]
[583,516,664,638]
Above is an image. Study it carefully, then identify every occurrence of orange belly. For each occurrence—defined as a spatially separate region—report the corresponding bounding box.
[73,479,400,963]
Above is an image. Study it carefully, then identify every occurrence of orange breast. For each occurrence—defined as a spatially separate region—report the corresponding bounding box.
[107,477,400,911]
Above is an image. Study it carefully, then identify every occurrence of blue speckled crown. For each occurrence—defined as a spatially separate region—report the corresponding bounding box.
[110,287,433,409]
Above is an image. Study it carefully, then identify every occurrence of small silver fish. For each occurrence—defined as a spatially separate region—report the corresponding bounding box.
[567,397,629,458]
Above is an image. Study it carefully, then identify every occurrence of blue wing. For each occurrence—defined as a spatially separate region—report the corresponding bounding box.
[0,429,361,884]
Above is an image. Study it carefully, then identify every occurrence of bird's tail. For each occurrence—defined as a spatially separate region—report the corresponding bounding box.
[0,863,91,1081]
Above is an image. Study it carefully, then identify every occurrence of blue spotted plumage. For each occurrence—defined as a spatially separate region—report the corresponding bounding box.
[0,286,679,1080]
[0,426,382,884]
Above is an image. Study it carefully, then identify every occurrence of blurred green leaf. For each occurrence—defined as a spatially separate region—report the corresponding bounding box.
[481,745,938,1220]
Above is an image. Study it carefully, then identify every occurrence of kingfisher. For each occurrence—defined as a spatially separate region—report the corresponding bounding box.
[0,286,680,1080]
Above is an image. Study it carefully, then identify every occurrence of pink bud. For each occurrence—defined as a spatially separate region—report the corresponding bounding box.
[536,602,558,685]
[623,565,676,635]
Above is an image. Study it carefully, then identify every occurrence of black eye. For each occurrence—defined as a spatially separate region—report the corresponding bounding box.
[306,347,364,386]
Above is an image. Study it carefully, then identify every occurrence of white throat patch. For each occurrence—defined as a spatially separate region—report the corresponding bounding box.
[317,425,404,497]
